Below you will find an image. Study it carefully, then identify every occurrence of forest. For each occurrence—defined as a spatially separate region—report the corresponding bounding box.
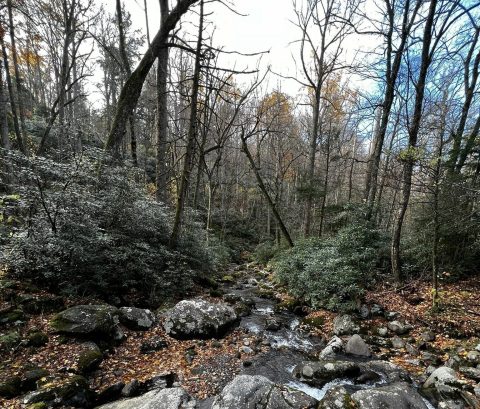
[0,0,479,408]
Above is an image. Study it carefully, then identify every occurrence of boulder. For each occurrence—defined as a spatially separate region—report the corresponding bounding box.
[345,334,371,357]
[0,376,22,398]
[351,382,429,409]
[391,336,405,349]
[333,315,359,336]
[27,331,49,347]
[359,361,411,383]
[20,368,49,391]
[293,360,360,386]
[377,327,388,337]
[77,342,103,374]
[387,321,412,335]
[424,367,461,389]
[459,366,480,382]
[96,387,196,409]
[466,351,480,365]
[119,307,155,331]
[163,299,237,339]
[211,375,318,409]
[319,336,344,359]
[318,385,354,409]
[50,305,120,340]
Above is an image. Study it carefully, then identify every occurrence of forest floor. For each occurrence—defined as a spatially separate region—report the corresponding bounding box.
[1,265,479,408]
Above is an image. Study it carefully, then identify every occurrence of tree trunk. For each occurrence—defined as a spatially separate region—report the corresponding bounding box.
[105,0,199,155]
[170,0,204,248]
[0,40,10,150]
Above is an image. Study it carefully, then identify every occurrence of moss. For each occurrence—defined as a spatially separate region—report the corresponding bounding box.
[28,403,48,409]
[28,331,49,347]
[77,345,103,374]
[57,375,90,399]
[221,275,235,283]
[0,331,21,349]
[0,308,26,324]
[0,376,21,398]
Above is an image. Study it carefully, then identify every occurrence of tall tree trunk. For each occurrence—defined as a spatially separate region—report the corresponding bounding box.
[156,0,170,202]
[170,0,204,248]
[241,134,294,248]
[2,40,24,153]
[318,131,330,237]
[0,47,10,149]
[105,0,199,155]
[391,0,437,282]
[7,0,27,148]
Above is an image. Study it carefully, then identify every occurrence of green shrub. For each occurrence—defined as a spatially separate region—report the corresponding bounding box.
[0,148,214,306]
[253,240,280,264]
[273,216,387,312]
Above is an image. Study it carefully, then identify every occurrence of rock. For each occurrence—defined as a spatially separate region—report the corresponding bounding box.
[424,367,461,389]
[234,302,252,318]
[121,380,140,397]
[359,305,370,319]
[223,293,241,303]
[77,342,103,374]
[385,311,400,321]
[445,355,462,370]
[345,334,371,357]
[27,331,49,347]
[21,368,49,391]
[421,352,442,366]
[421,331,436,342]
[50,305,120,340]
[96,383,125,405]
[406,343,420,356]
[466,351,480,365]
[0,308,26,324]
[211,375,318,408]
[319,336,344,359]
[0,330,21,349]
[367,335,391,348]
[265,318,281,331]
[163,299,237,339]
[318,385,353,409]
[293,360,360,386]
[391,336,406,349]
[0,376,21,398]
[140,338,168,354]
[119,307,155,331]
[387,320,412,335]
[370,304,384,317]
[459,367,480,381]
[351,382,428,409]
[333,314,359,336]
[377,327,388,337]
[240,346,254,354]
[475,384,480,398]
[23,375,95,407]
[96,387,196,409]
[476,344,480,352]
[359,361,411,383]
[141,372,175,392]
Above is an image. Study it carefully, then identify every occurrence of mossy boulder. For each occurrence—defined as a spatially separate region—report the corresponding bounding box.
[27,331,49,347]
[0,308,27,324]
[0,330,21,349]
[119,307,155,331]
[50,304,120,340]
[21,368,49,391]
[0,376,22,398]
[77,342,103,374]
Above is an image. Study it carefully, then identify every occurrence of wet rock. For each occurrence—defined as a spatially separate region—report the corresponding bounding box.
[318,385,352,408]
[333,314,359,336]
[0,376,21,398]
[211,375,318,408]
[391,336,405,349]
[140,338,168,354]
[351,382,429,409]
[96,387,196,409]
[77,342,103,374]
[345,334,371,357]
[119,307,155,331]
[265,318,281,331]
[387,320,412,335]
[319,336,344,359]
[50,305,120,340]
[360,360,411,383]
[163,299,237,339]
[293,360,360,386]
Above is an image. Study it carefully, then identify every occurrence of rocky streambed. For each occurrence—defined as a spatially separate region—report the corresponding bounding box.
[1,265,480,408]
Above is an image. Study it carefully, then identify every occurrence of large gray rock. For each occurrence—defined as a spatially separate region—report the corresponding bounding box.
[119,307,155,330]
[293,360,360,386]
[211,375,317,409]
[163,299,237,339]
[345,334,371,357]
[50,305,120,339]
[318,385,353,409]
[424,367,460,389]
[387,321,412,335]
[351,382,429,409]
[319,336,344,359]
[96,387,196,409]
[333,315,359,336]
